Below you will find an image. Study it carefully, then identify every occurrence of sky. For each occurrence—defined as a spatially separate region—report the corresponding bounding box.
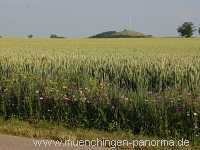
[0,0,200,37]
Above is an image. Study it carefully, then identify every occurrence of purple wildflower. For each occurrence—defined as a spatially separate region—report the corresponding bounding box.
[176,107,183,113]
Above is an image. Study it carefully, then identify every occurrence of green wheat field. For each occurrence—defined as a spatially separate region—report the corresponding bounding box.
[0,38,200,142]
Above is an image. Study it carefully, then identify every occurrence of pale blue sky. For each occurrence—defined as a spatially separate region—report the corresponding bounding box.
[0,0,199,37]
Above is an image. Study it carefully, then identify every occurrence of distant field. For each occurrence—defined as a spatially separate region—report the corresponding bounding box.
[0,38,200,144]
[0,38,200,57]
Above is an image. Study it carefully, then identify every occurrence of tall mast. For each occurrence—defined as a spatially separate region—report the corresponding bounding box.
[129,16,133,30]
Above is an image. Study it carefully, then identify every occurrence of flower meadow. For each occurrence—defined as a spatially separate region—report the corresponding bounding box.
[0,38,200,142]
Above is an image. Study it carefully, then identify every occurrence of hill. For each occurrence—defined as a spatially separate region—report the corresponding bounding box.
[90,29,151,38]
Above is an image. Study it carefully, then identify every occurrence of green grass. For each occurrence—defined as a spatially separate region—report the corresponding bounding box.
[0,117,199,150]
[0,117,134,140]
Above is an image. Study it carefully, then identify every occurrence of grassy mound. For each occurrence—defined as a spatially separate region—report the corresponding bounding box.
[90,29,150,38]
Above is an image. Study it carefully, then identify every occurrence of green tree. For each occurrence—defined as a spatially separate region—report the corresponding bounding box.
[50,34,58,38]
[198,27,200,35]
[28,34,33,38]
[177,22,196,38]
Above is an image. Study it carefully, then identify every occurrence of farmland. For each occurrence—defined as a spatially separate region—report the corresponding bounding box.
[0,38,200,142]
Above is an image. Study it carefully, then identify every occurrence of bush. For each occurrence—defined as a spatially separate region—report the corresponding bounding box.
[50,34,65,39]
[28,35,33,38]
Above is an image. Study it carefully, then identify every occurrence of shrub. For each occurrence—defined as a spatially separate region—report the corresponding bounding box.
[28,35,33,38]
[50,34,65,39]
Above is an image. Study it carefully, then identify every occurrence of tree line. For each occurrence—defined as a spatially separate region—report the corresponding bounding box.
[0,34,65,39]
[0,23,200,38]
